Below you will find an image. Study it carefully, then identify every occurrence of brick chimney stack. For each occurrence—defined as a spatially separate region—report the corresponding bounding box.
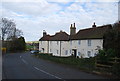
[70,23,76,35]
[43,30,47,37]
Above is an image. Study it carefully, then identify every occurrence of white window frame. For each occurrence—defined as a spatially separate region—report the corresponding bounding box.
[78,52,81,56]
[88,40,91,46]
[65,50,68,55]
[70,50,72,54]
[57,41,59,45]
[78,40,81,45]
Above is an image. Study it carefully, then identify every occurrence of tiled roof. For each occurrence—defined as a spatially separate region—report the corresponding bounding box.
[39,24,112,41]
[70,24,112,40]
[39,31,69,41]
[39,35,51,41]
[50,31,69,41]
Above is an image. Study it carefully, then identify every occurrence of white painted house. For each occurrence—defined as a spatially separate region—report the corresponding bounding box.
[39,23,112,58]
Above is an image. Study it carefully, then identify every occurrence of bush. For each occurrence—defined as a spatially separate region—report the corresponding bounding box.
[97,50,108,63]
[97,49,116,63]
[97,49,120,77]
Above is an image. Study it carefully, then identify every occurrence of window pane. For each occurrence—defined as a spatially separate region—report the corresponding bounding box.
[78,52,81,56]
[70,50,71,54]
[57,41,59,45]
[78,40,81,45]
[65,50,68,55]
[88,40,91,46]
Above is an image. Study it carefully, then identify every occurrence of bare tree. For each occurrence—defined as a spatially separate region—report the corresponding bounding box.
[0,18,15,41]
[0,18,23,41]
[7,28,23,40]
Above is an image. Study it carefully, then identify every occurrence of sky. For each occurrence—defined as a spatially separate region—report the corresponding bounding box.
[1,0,119,41]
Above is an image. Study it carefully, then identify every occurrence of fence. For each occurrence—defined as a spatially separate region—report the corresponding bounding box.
[95,57,120,69]
[95,57,120,77]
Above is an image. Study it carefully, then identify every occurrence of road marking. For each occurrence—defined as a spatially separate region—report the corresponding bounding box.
[34,67,40,71]
[33,66,63,80]
[21,59,28,64]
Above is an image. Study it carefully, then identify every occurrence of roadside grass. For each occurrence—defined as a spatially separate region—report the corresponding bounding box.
[32,53,119,79]
[33,53,95,72]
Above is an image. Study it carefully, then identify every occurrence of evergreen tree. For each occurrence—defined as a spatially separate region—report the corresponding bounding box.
[103,22,120,57]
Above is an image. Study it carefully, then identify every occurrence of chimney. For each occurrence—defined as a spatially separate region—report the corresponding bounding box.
[43,30,47,37]
[74,23,75,28]
[92,22,96,28]
[60,30,63,32]
[70,23,76,35]
[70,24,72,28]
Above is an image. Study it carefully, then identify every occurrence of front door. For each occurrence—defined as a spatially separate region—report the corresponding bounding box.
[72,49,77,57]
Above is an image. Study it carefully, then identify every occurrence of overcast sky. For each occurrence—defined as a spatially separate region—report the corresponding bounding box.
[1,0,119,41]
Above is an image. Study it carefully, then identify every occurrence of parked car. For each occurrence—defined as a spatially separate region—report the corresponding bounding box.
[30,50,39,54]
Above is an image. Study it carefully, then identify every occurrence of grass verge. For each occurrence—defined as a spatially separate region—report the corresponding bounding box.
[34,53,95,72]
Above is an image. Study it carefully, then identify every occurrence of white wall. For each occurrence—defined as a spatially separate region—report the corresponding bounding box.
[39,39,103,58]
[39,41,48,53]
[49,41,60,56]
[61,41,71,57]
[69,39,103,58]
[49,41,71,57]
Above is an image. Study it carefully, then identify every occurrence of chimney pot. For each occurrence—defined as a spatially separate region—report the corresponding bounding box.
[92,22,96,28]
[74,23,75,28]
[70,24,72,28]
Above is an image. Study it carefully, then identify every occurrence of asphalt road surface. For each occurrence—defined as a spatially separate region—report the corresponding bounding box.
[2,52,110,80]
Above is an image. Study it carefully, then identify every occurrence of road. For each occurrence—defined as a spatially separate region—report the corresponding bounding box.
[2,52,109,80]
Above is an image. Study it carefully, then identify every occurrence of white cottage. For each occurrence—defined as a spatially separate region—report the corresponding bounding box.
[39,30,70,57]
[39,23,112,58]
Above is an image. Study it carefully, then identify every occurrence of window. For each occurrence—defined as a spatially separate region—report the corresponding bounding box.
[57,41,59,45]
[70,50,72,54]
[88,40,91,46]
[78,40,81,45]
[65,50,68,55]
[78,52,81,56]
[57,50,59,54]
[87,51,91,57]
